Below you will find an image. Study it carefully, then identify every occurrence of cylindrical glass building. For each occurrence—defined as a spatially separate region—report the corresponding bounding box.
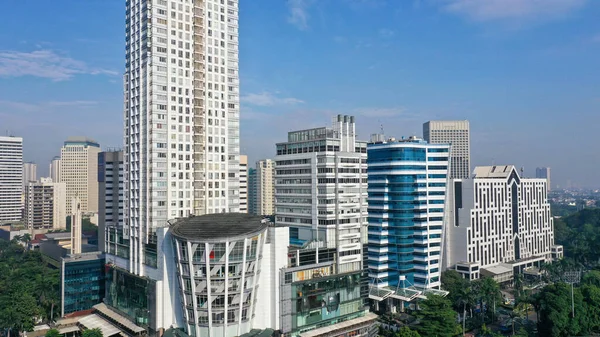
[169,214,269,337]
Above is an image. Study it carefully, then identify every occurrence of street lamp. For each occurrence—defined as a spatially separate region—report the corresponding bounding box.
[563,270,582,318]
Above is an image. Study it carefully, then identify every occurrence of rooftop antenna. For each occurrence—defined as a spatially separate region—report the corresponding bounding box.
[521,167,524,178]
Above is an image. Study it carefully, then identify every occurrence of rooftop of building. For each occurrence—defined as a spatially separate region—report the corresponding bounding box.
[473,165,518,179]
[278,114,362,144]
[368,135,449,146]
[169,213,269,242]
[64,136,100,147]
[423,120,470,126]
[239,329,278,337]
[0,135,23,141]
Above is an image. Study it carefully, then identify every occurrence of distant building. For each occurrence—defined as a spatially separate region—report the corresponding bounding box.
[248,168,258,215]
[367,136,450,312]
[239,155,249,213]
[423,120,470,179]
[98,150,124,253]
[536,167,551,191]
[445,165,561,283]
[257,159,275,216]
[0,136,23,223]
[0,223,29,242]
[24,177,67,231]
[23,161,38,189]
[50,156,61,183]
[60,137,101,214]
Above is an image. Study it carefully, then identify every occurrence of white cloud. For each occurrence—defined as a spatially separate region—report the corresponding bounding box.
[0,100,99,111]
[287,0,313,30]
[378,28,395,38]
[242,92,304,106]
[441,0,587,21]
[333,36,348,43]
[0,50,118,81]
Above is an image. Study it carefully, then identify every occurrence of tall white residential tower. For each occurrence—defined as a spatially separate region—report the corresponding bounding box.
[123,0,240,272]
[0,136,23,223]
[110,0,240,333]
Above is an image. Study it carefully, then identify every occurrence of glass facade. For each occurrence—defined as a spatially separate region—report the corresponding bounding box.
[62,255,106,315]
[280,248,370,337]
[105,266,156,328]
[367,139,449,290]
[291,273,363,332]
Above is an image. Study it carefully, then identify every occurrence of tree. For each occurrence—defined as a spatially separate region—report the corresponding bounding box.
[514,328,528,337]
[442,270,468,308]
[415,295,461,337]
[82,328,103,337]
[476,277,502,322]
[479,324,502,337]
[45,329,61,337]
[0,239,60,332]
[582,270,600,287]
[395,326,421,337]
[553,208,600,267]
[537,282,587,337]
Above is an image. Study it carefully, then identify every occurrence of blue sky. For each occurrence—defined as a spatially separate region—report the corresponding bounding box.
[0,0,599,188]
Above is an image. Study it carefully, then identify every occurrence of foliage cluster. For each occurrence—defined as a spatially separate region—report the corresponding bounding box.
[554,208,600,266]
[0,238,60,333]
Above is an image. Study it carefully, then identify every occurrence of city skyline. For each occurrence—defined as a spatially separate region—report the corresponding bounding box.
[1,0,600,188]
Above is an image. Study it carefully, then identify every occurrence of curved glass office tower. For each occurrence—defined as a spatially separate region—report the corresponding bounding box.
[367,136,450,291]
[169,214,269,337]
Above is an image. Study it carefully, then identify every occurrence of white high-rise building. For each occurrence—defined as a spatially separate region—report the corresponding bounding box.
[123,0,240,272]
[59,137,101,215]
[23,162,37,189]
[112,0,241,333]
[239,155,248,213]
[256,159,275,216]
[423,120,470,179]
[445,165,561,282]
[0,136,23,223]
[50,156,61,183]
[24,177,67,231]
[275,115,368,274]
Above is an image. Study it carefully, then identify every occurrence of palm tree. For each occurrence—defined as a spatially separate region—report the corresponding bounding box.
[455,285,475,335]
[479,277,501,323]
[513,273,524,298]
